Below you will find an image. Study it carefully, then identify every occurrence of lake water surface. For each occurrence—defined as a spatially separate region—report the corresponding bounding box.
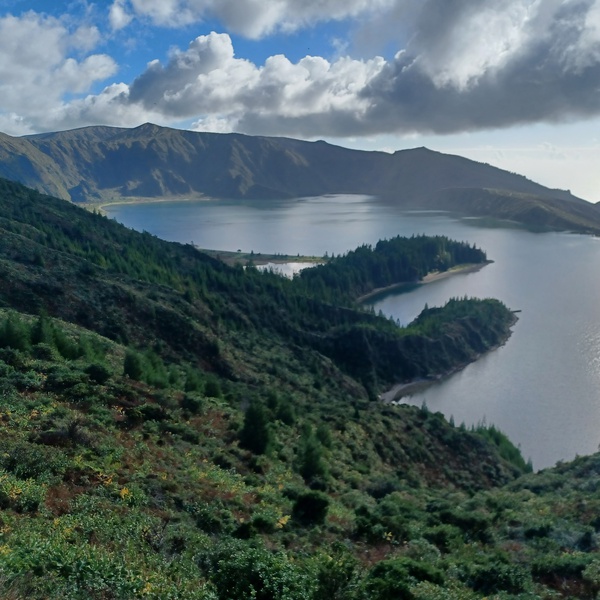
[106,195,600,469]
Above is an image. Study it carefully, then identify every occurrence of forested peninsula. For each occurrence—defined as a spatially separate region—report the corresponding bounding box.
[295,234,488,303]
[0,177,597,599]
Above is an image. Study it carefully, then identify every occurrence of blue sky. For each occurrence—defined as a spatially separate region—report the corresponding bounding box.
[1,1,600,201]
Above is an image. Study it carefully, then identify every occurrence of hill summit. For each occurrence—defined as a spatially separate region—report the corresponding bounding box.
[0,123,598,233]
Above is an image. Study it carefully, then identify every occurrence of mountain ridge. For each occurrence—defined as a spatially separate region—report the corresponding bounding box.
[2,122,599,234]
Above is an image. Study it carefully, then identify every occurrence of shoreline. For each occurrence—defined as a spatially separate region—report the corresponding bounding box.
[85,198,322,266]
[357,261,492,304]
[199,248,323,267]
[379,311,519,404]
[83,194,210,216]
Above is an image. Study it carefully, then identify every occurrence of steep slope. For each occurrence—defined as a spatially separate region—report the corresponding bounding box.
[0,180,598,599]
[0,178,515,396]
[0,123,595,233]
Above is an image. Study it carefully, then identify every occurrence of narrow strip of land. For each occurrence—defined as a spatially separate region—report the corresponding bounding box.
[357,261,492,303]
[199,248,322,267]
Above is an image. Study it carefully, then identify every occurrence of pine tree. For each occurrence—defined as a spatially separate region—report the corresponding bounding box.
[1,314,30,351]
[297,425,327,483]
[239,400,272,455]
[123,350,144,381]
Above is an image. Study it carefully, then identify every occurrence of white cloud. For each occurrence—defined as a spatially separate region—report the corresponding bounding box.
[121,32,384,133]
[109,0,133,30]
[4,1,600,141]
[50,83,163,131]
[0,11,117,130]
[412,1,532,90]
[118,0,393,37]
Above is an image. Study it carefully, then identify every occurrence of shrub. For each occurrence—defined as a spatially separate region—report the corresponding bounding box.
[292,491,329,526]
[84,362,112,385]
[467,560,532,595]
[44,366,87,392]
[123,350,144,380]
[362,557,444,600]
[276,397,296,425]
[206,540,313,600]
[0,440,68,481]
[297,426,327,483]
[311,546,361,600]
[0,314,30,352]
[181,393,205,415]
[0,470,46,512]
[239,401,272,455]
[204,377,222,398]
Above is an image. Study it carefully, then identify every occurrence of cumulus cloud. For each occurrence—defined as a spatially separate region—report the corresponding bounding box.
[117,0,393,37]
[358,0,600,135]
[0,12,117,133]
[119,32,383,133]
[94,1,600,139]
[5,1,600,139]
[109,0,133,30]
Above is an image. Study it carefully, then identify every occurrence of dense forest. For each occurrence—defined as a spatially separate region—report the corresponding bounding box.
[0,177,598,599]
[295,235,487,302]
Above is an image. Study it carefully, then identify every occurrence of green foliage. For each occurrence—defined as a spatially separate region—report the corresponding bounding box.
[123,349,144,380]
[0,470,46,512]
[466,559,532,595]
[472,421,533,473]
[362,557,444,600]
[292,490,330,526]
[239,400,273,455]
[310,547,361,600]
[205,540,313,600]
[84,362,111,385]
[296,235,486,303]
[297,425,328,484]
[0,314,30,352]
[0,178,594,600]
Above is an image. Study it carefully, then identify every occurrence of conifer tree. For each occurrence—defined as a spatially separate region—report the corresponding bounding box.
[239,400,272,455]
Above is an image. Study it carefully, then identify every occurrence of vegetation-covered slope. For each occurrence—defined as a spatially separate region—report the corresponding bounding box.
[0,178,514,396]
[419,187,600,235]
[0,178,598,599]
[0,123,598,233]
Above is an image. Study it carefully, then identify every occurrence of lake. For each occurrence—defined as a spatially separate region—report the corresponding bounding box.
[106,195,600,469]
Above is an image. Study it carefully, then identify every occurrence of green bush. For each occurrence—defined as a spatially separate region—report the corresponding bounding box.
[123,350,144,380]
[467,560,531,595]
[292,490,329,526]
[84,362,112,385]
[206,540,313,600]
[0,470,46,512]
[362,557,444,600]
[181,392,205,415]
[0,440,68,481]
[311,546,361,600]
[239,401,272,455]
[297,426,327,483]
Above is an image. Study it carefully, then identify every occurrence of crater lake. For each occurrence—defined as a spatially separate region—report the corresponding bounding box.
[105,194,600,469]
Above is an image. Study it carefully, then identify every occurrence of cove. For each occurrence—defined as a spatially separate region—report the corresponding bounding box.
[106,195,600,469]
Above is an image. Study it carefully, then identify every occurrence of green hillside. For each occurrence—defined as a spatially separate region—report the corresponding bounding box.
[0,179,598,599]
[0,123,597,233]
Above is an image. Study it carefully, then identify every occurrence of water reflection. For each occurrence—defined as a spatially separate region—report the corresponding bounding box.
[107,195,600,469]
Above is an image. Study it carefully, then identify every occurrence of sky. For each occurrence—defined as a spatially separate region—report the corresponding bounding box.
[1,1,600,201]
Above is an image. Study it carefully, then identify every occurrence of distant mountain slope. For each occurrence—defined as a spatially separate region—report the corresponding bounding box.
[0,123,597,232]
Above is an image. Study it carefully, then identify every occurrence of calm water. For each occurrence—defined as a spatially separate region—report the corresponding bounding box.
[106,195,600,469]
